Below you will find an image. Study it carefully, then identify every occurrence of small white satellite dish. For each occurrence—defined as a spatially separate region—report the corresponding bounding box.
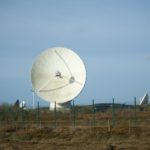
[139,93,149,105]
[31,47,86,105]
[20,101,26,109]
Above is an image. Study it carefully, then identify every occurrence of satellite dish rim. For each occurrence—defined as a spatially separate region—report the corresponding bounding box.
[31,47,86,104]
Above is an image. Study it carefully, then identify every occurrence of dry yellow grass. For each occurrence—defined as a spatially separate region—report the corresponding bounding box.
[0,106,150,150]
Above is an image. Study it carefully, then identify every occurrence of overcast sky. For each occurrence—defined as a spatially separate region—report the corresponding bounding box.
[0,0,150,106]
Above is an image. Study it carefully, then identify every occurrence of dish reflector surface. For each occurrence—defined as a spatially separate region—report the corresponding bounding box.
[31,47,86,103]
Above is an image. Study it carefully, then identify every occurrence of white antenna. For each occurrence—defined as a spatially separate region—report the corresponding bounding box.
[31,47,86,110]
[31,89,35,109]
[32,90,35,109]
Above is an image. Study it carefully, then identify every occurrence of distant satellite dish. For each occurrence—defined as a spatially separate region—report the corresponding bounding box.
[139,93,149,105]
[31,47,86,104]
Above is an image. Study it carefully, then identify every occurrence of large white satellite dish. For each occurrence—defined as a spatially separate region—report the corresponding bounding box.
[31,47,86,104]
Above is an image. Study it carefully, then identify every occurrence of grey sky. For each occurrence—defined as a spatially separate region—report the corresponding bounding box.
[0,0,150,106]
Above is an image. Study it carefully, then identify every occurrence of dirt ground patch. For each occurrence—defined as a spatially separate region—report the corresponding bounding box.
[0,126,150,150]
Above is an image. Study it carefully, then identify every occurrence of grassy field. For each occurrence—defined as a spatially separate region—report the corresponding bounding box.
[0,104,150,150]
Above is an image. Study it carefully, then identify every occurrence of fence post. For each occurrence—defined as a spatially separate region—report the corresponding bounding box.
[21,106,24,123]
[129,120,131,134]
[134,97,137,127]
[72,100,76,128]
[37,101,41,128]
[54,101,57,128]
[108,120,111,132]
[92,99,95,127]
[112,98,115,128]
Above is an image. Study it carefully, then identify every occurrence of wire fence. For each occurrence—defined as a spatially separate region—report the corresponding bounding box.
[0,98,150,133]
